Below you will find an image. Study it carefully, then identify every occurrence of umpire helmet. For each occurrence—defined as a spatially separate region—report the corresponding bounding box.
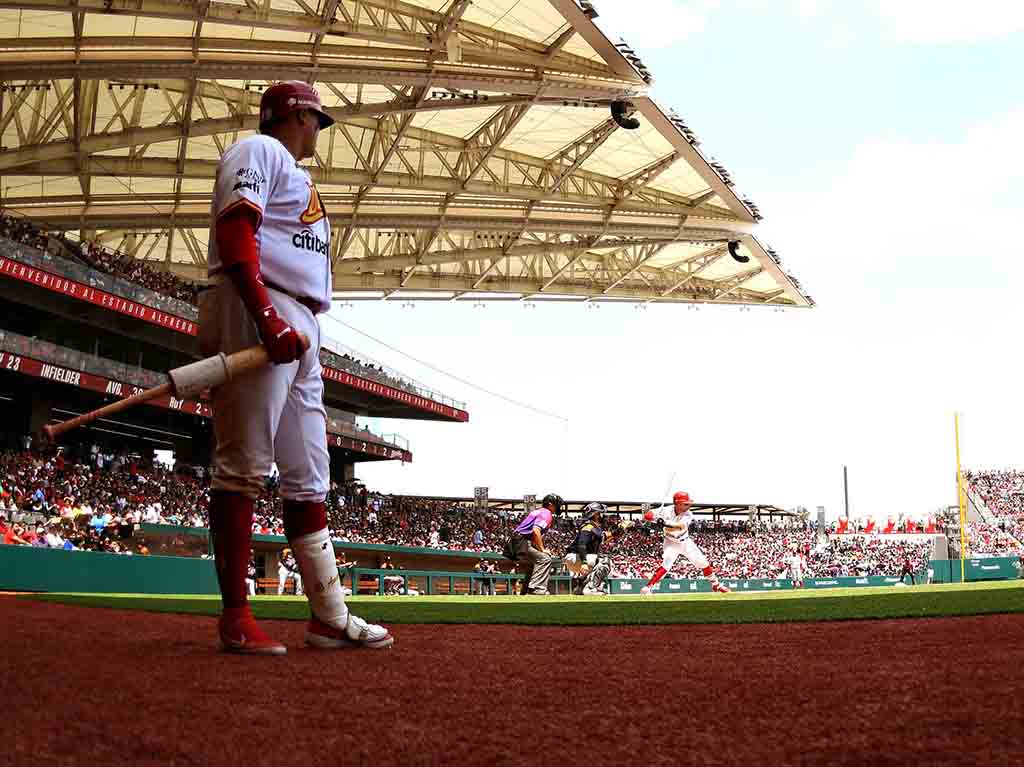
[583,502,607,521]
[541,493,564,513]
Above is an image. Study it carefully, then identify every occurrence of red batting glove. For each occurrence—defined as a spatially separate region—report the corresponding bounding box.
[643,510,655,522]
[216,209,304,365]
[256,305,306,365]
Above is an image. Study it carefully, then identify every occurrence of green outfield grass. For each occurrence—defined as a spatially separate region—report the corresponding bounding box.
[23,580,1024,625]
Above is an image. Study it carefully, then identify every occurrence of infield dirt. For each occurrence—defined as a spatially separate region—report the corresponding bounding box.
[3,596,1023,766]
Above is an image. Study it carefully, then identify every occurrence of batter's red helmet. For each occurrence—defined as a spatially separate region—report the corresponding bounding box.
[673,491,691,505]
[259,81,335,133]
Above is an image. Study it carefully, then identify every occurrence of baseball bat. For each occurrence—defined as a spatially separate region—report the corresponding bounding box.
[42,333,309,442]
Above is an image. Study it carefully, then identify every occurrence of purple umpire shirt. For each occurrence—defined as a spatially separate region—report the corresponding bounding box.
[514,508,552,537]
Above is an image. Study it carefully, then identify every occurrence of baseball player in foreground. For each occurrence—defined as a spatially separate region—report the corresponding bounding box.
[201,81,393,654]
[641,491,731,595]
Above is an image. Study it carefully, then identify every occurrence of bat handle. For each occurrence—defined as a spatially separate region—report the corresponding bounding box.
[223,332,311,379]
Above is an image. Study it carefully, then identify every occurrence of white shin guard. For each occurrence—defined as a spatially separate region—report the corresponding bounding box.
[290,527,349,628]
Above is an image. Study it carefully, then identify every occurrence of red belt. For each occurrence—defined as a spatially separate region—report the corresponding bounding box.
[263,279,319,314]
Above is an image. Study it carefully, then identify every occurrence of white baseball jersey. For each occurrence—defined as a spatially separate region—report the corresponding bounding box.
[208,135,332,313]
[653,507,694,541]
[789,553,804,573]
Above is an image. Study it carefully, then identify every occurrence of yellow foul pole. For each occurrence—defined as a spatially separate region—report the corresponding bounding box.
[954,413,967,583]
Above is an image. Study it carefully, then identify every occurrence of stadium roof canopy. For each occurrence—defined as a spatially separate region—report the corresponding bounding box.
[0,0,812,307]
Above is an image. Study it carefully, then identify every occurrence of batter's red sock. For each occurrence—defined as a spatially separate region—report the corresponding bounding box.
[282,500,328,538]
[646,566,668,588]
[209,490,255,610]
[703,566,721,586]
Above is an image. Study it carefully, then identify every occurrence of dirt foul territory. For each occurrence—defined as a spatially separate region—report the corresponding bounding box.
[3,598,1023,767]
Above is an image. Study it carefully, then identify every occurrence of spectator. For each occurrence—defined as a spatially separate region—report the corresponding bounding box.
[3,522,29,546]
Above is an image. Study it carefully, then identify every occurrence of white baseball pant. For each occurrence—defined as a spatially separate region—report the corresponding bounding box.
[661,535,709,572]
[198,281,330,502]
[278,569,303,595]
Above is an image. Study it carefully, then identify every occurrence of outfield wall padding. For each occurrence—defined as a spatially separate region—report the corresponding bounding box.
[0,545,219,594]
[2,545,1017,596]
[929,557,1021,583]
[610,559,1020,594]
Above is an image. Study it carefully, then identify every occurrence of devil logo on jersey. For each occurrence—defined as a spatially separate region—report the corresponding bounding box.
[299,180,325,224]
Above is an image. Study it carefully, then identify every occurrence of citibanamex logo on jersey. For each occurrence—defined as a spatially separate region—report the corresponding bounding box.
[292,229,329,256]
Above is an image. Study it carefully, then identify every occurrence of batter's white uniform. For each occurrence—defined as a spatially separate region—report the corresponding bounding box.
[651,507,710,572]
[200,134,331,501]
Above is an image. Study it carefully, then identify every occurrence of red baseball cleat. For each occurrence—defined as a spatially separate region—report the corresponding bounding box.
[712,582,732,594]
[219,606,287,656]
[305,614,395,650]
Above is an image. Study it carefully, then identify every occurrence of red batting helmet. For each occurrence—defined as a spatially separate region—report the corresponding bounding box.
[259,81,335,133]
[673,491,691,505]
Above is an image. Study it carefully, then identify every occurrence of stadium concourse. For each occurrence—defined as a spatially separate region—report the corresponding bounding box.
[0,210,459,409]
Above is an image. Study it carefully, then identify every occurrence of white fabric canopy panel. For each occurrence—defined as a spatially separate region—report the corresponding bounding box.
[0,0,812,307]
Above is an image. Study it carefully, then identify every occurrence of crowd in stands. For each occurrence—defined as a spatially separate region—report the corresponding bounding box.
[963,521,1023,556]
[1,445,943,579]
[1,210,457,407]
[0,211,49,250]
[963,469,1024,552]
[75,239,199,305]
[602,519,932,580]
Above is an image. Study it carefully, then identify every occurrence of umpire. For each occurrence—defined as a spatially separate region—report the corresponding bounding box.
[564,502,607,595]
[503,493,562,595]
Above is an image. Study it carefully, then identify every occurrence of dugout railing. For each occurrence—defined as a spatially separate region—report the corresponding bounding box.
[347,567,572,596]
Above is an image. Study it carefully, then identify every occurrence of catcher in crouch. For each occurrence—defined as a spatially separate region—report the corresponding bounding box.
[563,502,613,595]
[641,491,731,595]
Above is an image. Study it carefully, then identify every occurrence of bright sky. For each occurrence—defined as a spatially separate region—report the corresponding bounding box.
[329,1,1024,519]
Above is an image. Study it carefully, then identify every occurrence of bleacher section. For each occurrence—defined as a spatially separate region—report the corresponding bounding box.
[964,470,1024,555]
[0,210,467,422]
[0,450,958,583]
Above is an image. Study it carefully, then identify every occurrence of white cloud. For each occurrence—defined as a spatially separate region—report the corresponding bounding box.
[869,0,1024,43]
[594,0,719,51]
[748,105,1024,514]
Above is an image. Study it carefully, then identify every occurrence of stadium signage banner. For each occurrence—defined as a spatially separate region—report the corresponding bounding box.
[607,573,946,594]
[0,255,198,335]
[326,433,412,463]
[321,365,468,421]
[0,350,412,462]
[0,351,211,417]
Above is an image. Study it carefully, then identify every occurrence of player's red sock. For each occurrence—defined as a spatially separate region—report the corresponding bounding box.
[282,499,327,538]
[646,566,668,588]
[209,490,254,610]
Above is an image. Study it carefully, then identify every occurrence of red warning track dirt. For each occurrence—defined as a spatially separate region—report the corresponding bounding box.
[3,597,1023,767]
